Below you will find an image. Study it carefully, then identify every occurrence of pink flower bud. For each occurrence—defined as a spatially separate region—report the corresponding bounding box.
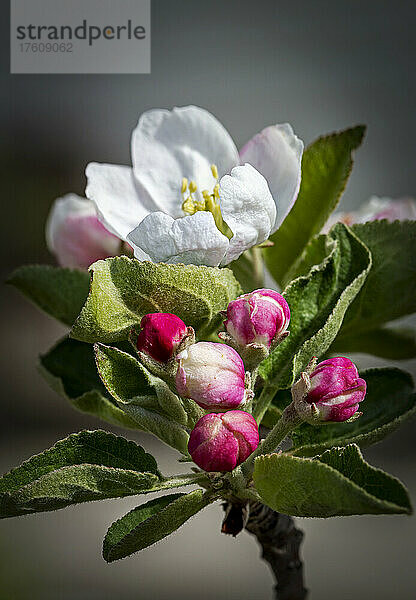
[176,342,248,410]
[188,411,259,472]
[322,196,416,233]
[137,313,188,363]
[46,194,120,269]
[224,289,290,348]
[306,357,366,422]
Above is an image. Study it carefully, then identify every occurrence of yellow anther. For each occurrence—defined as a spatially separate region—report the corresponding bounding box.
[182,197,196,215]
[211,164,219,180]
[195,200,206,211]
[179,174,232,240]
[181,178,188,194]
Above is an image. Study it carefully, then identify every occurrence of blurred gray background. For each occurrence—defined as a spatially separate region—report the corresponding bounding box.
[1,1,415,598]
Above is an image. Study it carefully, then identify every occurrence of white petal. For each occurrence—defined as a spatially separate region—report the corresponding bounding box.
[127,211,229,267]
[45,194,120,269]
[85,162,153,241]
[219,164,276,265]
[131,106,240,216]
[239,124,303,231]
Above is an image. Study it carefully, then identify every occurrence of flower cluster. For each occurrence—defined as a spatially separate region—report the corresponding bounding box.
[135,289,366,473]
[46,105,303,269]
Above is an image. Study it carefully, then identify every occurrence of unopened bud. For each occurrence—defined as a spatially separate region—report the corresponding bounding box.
[188,411,259,472]
[224,289,290,350]
[176,342,250,410]
[295,357,366,423]
[136,313,189,363]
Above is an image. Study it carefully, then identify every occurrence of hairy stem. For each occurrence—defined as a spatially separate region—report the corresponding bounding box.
[242,403,301,477]
[245,501,308,600]
[251,247,265,289]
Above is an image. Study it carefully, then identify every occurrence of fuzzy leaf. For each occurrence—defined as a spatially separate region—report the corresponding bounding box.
[329,326,416,360]
[339,220,416,335]
[103,490,212,562]
[0,430,160,518]
[260,224,371,388]
[94,344,194,454]
[253,444,412,517]
[7,265,90,326]
[39,338,139,430]
[71,257,241,343]
[264,126,365,286]
[290,368,416,456]
[284,234,327,283]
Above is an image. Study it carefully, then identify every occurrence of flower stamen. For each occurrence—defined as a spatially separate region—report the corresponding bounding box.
[181,170,233,240]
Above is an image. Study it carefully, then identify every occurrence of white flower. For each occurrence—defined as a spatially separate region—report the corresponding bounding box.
[85,105,303,267]
[323,196,416,233]
[46,194,120,269]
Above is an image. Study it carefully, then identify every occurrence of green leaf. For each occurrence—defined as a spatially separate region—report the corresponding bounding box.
[71,257,241,343]
[339,220,416,335]
[253,444,412,517]
[289,368,416,456]
[7,265,90,326]
[264,126,366,286]
[329,326,416,360]
[0,430,160,518]
[95,344,196,454]
[259,224,371,388]
[103,490,212,562]
[39,337,139,430]
[284,234,327,283]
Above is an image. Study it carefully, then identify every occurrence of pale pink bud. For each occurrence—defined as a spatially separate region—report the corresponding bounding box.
[306,357,366,422]
[46,194,120,269]
[322,196,416,233]
[188,411,259,472]
[225,289,290,348]
[176,342,248,410]
[137,313,188,363]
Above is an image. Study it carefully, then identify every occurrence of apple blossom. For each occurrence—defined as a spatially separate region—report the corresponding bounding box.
[323,196,416,233]
[188,411,259,472]
[224,289,290,349]
[175,342,249,410]
[304,357,366,422]
[45,193,120,269]
[85,105,303,267]
[136,313,189,363]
